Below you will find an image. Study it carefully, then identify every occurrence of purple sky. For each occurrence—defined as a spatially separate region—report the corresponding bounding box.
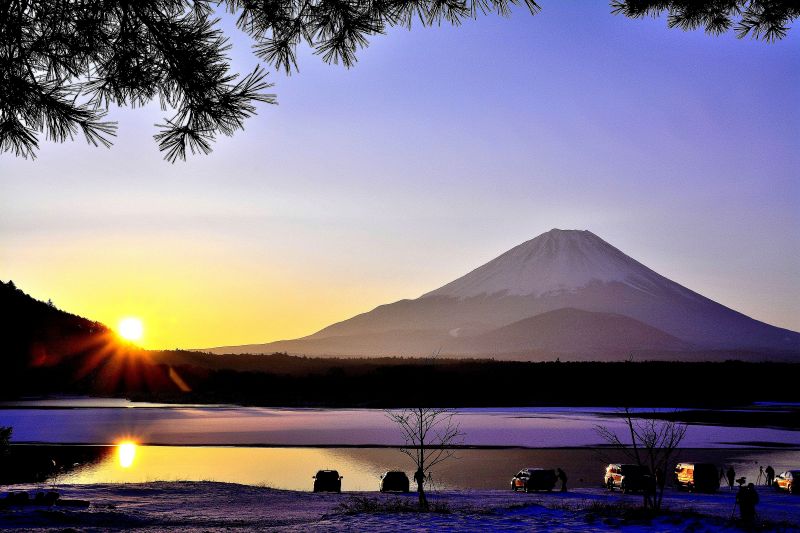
[0,3,798,348]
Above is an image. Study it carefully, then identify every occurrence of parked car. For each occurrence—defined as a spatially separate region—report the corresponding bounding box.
[379,471,410,492]
[511,468,557,492]
[313,470,343,493]
[774,470,799,494]
[674,463,719,493]
[604,464,650,493]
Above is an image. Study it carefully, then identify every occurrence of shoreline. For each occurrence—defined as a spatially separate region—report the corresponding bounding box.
[9,443,800,450]
[3,445,797,493]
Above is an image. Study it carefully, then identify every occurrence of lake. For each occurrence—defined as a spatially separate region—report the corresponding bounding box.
[2,399,798,491]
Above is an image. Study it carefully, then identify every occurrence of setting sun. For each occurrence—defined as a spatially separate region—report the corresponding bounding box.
[118,317,144,342]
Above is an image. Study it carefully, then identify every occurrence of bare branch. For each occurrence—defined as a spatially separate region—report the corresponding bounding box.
[594,407,688,511]
[386,404,464,509]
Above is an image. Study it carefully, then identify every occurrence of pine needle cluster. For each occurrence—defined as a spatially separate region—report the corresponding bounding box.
[0,1,540,161]
[612,1,799,42]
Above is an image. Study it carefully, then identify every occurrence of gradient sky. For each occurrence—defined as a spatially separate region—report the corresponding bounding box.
[1,3,798,349]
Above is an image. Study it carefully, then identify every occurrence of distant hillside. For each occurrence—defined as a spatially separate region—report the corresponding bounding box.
[1,280,107,376]
[202,309,693,360]
[0,280,182,397]
[449,308,691,355]
[1,280,107,339]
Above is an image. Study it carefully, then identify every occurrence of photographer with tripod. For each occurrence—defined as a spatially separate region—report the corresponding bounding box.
[734,483,759,526]
[765,465,775,487]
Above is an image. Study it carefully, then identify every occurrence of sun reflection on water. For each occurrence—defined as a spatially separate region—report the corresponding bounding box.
[51,445,797,492]
[117,441,137,468]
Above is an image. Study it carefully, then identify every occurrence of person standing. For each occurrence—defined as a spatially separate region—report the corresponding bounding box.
[556,468,568,492]
[726,466,736,491]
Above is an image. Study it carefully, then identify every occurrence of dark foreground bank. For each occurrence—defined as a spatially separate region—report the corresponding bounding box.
[1,482,799,532]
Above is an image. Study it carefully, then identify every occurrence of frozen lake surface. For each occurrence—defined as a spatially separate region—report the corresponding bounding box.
[2,400,798,448]
[2,399,797,490]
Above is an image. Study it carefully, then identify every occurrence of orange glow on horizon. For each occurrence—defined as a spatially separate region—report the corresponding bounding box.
[5,237,411,350]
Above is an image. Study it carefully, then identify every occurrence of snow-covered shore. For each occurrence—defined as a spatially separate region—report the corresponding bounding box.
[1,482,799,531]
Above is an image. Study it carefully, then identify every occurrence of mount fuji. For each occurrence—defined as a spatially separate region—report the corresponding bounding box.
[205,229,800,359]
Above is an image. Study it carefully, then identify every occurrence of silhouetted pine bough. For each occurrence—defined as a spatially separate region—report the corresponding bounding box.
[611,1,800,41]
[0,0,540,161]
[1,1,795,161]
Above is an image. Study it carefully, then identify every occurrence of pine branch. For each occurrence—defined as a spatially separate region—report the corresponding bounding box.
[611,1,799,40]
[1,1,792,161]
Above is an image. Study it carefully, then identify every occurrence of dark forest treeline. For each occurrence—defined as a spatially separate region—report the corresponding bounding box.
[152,358,800,408]
[10,355,799,409]
[2,280,798,408]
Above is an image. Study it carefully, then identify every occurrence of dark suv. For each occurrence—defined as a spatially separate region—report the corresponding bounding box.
[379,471,410,492]
[604,464,651,493]
[511,468,557,492]
[313,470,342,493]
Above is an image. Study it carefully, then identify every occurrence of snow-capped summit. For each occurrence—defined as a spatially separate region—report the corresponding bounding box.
[423,229,665,299]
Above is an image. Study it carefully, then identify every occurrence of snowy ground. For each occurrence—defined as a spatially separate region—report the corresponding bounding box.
[1,482,799,532]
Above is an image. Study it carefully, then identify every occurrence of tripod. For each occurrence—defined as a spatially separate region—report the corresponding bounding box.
[756,467,764,486]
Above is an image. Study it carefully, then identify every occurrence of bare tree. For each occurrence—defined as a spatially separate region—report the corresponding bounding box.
[385,407,463,510]
[595,408,687,511]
